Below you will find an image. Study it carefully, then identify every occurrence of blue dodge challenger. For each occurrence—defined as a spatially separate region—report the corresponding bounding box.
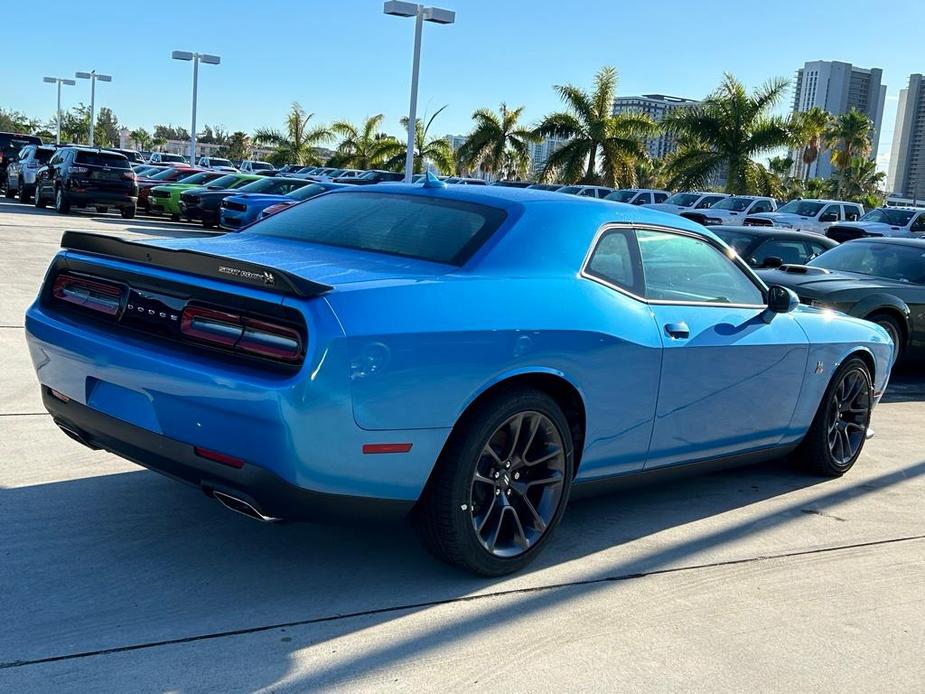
[25,180,893,575]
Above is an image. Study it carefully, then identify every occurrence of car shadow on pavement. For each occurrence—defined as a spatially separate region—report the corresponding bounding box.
[4,449,924,689]
[880,367,925,403]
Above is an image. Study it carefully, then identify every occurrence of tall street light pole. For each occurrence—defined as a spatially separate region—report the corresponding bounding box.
[171,51,221,163]
[383,1,455,182]
[43,77,76,145]
[75,70,112,147]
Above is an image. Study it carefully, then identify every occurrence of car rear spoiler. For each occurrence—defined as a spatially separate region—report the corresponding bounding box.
[59,231,333,298]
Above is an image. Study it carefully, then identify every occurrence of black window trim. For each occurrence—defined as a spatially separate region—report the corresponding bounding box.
[580,222,769,308]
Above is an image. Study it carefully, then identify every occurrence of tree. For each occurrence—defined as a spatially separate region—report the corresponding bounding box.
[93,107,120,147]
[130,128,153,151]
[790,106,832,181]
[253,102,331,166]
[661,74,791,194]
[218,131,252,161]
[825,109,873,196]
[330,114,403,169]
[0,108,35,133]
[457,103,538,178]
[388,105,455,174]
[153,124,190,142]
[199,125,230,146]
[839,156,885,204]
[535,66,655,186]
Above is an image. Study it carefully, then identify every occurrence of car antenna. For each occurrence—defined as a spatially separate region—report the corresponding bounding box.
[422,170,446,189]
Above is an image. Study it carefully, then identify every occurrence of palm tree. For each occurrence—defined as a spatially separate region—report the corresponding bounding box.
[457,104,538,179]
[535,66,656,186]
[253,102,331,166]
[389,105,455,174]
[661,74,791,194]
[129,127,152,151]
[331,114,404,170]
[790,106,831,181]
[839,156,885,203]
[825,109,873,196]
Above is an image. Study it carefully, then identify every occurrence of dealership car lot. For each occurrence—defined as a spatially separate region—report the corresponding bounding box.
[1,198,924,690]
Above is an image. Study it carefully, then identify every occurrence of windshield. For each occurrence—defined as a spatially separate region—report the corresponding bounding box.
[859,208,916,226]
[34,147,55,162]
[713,197,755,211]
[159,153,186,162]
[206,174,242,189]
[775,200,826,216]
[663,193,700,207]
[148,167,184,180]
[237,177,306,194]
[286,183,329,200]
[711,229,759,257]
[605,190,638,202]
[250,192,507,265]
[250,161,273,170]
[809,241,925,283]
[176,172,219,185]
[209,158,233,167]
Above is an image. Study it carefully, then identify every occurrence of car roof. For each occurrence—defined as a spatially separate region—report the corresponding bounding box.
[847,237,925,247]
[880,205,925,211]
[708,225,838,243]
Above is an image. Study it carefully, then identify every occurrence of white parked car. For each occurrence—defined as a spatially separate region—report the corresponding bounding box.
[197,156,237,172]
[825,206,925,242]
[744,199,864,235]
[681,195,777,225]
[146,152,188,167]
[605,188,671,205]
[644,191,729,215]
[239,160,274,173]
[556,184,614,199]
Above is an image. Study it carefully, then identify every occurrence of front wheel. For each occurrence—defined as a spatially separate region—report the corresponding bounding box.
[796,357,873,476]
[416,389,574,575]
[868,313,903,364]
[54,188,70,214]
[121,205,136,219]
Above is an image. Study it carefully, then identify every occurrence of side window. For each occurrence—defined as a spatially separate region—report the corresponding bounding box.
[911,214,925,233]
[631,193,650,205]
[820,204,841,222]
[654,192,668,203]
[844,205,862,222]
[697,195,722,209]
[19,147,31,161]
[578,188,595,197]
[752,239,810,267]
[809,242,830,259]
[750,199,773,213]
[636,229,764,305]
[585,229,641,295]
[596,189,610,199]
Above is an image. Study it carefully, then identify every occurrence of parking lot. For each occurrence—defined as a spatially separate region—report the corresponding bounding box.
[1,197,924,692]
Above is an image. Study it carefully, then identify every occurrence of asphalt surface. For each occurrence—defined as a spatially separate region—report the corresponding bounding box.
[1,197,923,692]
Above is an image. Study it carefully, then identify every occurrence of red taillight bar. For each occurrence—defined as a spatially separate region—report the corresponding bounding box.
[362,443,413,454]
[194,446,245,469]
[51,274,123,316]
[180,305,303,362]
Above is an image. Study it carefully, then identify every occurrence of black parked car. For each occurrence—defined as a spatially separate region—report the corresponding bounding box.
[708,226,837,268]
[757,237,925,362]
[0,132,42,190]
[104,147,146,164]
[334,170,404,185]
[180,175,305,228]
[34,147,137,218]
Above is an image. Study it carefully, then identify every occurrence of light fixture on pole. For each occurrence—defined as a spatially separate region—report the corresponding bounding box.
[43,77,76,145]
[75,71,112,147]
[171,50,221,163]
[383,1,455,182]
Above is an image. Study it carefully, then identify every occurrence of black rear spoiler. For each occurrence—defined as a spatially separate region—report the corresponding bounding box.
[60,231,332,298]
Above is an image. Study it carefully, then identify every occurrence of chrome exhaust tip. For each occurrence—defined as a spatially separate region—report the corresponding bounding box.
[212,490,280,523]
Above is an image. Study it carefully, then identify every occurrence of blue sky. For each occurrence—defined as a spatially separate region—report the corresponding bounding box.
[5,0,923,170]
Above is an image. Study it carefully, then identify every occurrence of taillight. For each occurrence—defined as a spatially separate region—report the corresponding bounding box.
[51,274,123,315]
[180,306,302,362]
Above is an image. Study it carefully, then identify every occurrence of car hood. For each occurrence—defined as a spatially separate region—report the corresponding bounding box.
[704,208,749,220]
[756,265,907,297]
[153,183,202,193]
[182,187,237,197]
[748,212,814,226]
[142,233,454,287]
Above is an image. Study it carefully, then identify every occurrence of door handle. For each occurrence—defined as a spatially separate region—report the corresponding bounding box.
[664,321,690,340]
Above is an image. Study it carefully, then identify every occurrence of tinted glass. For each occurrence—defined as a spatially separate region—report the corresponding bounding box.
[776,200,825,216]
[713,197,754,211]
[286,183,329,201]
[149,167,184,180]
[710,229,759,257]
[653,192,669,203]
[696,195,724,208]
[637,230,764,304]
[1,134,41,152]
[251,192,507,265]
[34,147,55,162]
[845,205,863,221]
[809,241,925,283]
[860,208,915,225]
[751,239,812,266]
[237,177,306,194]
[605,190,638,202]
[210,158,233,167]
[176,172,218,185]
[911,214,925,232]
[557,186,581,195]
[160,154,186,162]
[206,174,242,188]
[74,151,131,168]
[250,162,273,170]
[663,193,700,206]
[585,230,639,293]
[750,200,773,213]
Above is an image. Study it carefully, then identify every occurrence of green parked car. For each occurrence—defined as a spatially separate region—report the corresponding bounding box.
[148,172,253,221]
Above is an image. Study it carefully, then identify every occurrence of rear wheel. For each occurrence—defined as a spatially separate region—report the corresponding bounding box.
[34,186,47,208]
[202,218,216,229]
[416,389,574,575]
[54,187,70,214]
[121,205,136,219]
[170,213,180,222]
[867,312,904,364]
[796,357,872,476]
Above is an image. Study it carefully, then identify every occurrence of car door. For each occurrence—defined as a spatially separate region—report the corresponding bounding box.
[636,227,809,468]
[748,199,774,215]
[818,204,841,231]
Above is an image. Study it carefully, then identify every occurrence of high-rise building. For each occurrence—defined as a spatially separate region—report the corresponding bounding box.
[887,74,925,200]
[790,60,887,180]
[612,94,699,160]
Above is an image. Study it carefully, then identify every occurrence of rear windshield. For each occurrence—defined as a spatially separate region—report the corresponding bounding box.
[34,147,55,162]
[1,134,41,152]
[209,158,234,167]
[237,177,306,194]
[159,153,187,162]
[75,151,131,168]
[287,183,329,200]
[249,161,273,170]
[250,192,507,266]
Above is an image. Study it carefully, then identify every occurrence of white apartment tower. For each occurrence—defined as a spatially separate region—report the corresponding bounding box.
[887,74,925,200]
[612,94,699,159]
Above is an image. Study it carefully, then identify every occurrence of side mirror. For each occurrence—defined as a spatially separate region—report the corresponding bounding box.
[760,256,783,269]
[763,285,800,322]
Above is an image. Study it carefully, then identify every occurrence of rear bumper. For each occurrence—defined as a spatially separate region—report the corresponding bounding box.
[67,191,137,208]
[43,388,415,523]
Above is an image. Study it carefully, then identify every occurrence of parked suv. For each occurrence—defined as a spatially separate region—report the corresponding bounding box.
[147,152,188,166]
[197,156,237,172]
[556,185,613,198]
[239,160,274,173]
[0,132,42,190]
[744,199,864,235]
[104,148,146,164]
[644,191,728,215]
[4,144,56,202]
[605,188,670,205]
[825,206,925,242]
[681,195,777,225]
[34,147,137,218]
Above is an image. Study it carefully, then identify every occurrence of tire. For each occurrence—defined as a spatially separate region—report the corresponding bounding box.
[796,357,873,477]
[34,186,47,208]
[867,312,904,364]
[416,388,574,575]
[170,213,180,222]
[121,205,136,219]
[54,187,70,214]
[18,186,31,204]
[95,206,109,214]
[4,186,15,199]
[201,218,216,229]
